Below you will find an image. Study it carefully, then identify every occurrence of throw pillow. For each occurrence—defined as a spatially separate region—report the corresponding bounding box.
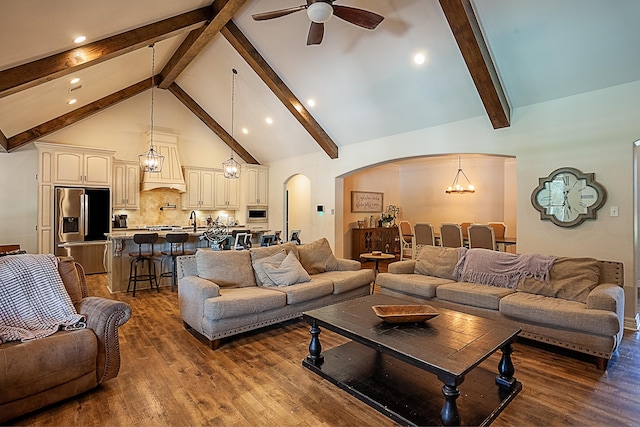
[297,238,339,275]
[252,250,287,287]
[414,245,460,280]
[262,251,311,287]
[196,250,256,288]
[517,257,600,303]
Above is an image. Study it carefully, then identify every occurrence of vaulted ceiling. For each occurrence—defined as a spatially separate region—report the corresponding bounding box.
[1,0,640,163]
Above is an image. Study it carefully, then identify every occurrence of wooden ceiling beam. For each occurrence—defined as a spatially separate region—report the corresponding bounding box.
[168,82,259,165]
[439,0,510,129]
[159,0,248,89]
[221,20,339,159]
[0,6,212,99]
[6,78,153,151]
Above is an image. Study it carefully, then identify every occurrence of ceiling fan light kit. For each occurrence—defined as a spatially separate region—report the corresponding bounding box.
[252,0,384,45]
[307,2,333,23]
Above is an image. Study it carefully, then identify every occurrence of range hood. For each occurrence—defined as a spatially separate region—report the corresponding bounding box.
[140,131,186,192]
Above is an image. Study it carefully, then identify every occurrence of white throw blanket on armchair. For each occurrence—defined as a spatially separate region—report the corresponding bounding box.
[0,254,86,343]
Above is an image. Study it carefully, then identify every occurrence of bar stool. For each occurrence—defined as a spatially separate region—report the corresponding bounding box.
[127,233,159,297]
[160,233,195,292]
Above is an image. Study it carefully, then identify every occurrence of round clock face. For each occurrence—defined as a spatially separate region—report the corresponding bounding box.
[531,168,606,227]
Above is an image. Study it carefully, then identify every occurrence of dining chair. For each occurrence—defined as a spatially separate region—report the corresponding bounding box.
[439,223,464,248]
[488,222,508,251]
[468,224,496,250]
[398,220,415,260]
[414,223,435,257]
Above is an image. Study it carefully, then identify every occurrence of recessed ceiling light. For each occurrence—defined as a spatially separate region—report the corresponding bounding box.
[242,128,249,134]
[70,77,80,84]
[67,99,77,105]
[413,52,426,65]
[265,117,273,125]
[74,36,86,44]
[307,99,316,107]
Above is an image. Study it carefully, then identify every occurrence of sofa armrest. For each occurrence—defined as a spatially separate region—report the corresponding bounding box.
[388,260,416,274]
[178,276,220,332]
[75,297,132,384]
[335,258,361,271]
[587,283,624,314]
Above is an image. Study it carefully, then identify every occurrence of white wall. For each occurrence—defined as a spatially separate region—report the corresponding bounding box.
[268,80,640,322]
[0,77,637,322]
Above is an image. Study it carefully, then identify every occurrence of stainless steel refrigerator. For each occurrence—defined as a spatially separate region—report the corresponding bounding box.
[55,187,110,274]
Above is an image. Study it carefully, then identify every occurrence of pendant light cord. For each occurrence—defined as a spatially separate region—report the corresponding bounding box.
[150,44,155,150]
[230,68,237,159]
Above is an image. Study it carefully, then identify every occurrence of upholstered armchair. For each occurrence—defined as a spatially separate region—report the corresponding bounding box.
[0,256,132,423]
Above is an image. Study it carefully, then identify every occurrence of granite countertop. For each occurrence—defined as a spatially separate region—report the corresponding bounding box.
[107,226,270,239]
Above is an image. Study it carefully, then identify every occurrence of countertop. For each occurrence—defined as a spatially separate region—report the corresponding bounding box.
[107,226,271,239]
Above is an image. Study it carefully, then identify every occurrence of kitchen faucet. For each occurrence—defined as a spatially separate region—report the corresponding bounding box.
[189,211,197,232]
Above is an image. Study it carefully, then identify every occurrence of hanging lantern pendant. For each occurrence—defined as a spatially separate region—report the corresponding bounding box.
[139,44,165,173]
[223,68,241,179]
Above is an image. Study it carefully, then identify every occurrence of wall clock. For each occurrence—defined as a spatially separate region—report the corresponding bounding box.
[531,167,607,228]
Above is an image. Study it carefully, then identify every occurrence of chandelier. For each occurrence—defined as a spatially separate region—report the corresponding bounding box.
[138,44,165,173]
[222,68,241,179]
[445,156,475,194]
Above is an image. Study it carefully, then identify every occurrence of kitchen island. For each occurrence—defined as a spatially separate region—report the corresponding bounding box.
[106,226,271,293]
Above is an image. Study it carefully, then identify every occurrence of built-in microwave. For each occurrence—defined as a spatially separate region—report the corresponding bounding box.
[247,207,268,222]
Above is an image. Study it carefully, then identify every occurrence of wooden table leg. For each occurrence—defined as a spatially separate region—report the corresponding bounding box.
[440,383,461,426]
[306,320,324,366]
[496,342,516,388]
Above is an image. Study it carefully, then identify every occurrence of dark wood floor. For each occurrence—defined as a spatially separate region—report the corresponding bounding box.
[10,271,640,427]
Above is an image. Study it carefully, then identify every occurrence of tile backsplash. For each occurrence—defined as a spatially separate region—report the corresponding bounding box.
[115,188,236,227]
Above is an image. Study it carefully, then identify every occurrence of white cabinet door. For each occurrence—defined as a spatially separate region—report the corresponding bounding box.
[54,151,111,186]
[182,167,215,209]
[199,169,215,209]
[246,166,268,206]
[84,154,111,186]
[113,161,139,209]
[214,171,240,209]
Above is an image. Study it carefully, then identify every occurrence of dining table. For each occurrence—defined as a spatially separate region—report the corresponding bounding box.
[433,234,517,251]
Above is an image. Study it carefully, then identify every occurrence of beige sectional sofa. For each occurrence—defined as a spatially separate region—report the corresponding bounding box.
[376,246,624,369]
[176,238,373,348]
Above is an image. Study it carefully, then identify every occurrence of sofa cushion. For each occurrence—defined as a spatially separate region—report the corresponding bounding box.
[414,246,460,280]
[252,250,287,287]
[196,250,256,288]
[262,251,311,287]
[436,282,515,310]
[204,287,286,320]
[500,292,620,336]
[267,278,334,305]
[0,329,97,404]
[297,238,339,274]
[313,269,374,294]
[517,257,600,303]
[250,243,299,286]
[376,272,454,299]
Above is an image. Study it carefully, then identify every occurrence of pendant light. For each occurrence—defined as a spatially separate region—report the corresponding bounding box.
[222,68,241,179]
[139,44,165,173]
[445,156,475,194]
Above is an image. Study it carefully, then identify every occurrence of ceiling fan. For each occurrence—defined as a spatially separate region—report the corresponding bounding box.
[252,0,384,45]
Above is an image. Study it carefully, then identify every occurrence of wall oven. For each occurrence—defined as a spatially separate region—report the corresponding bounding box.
[247,207,268,223]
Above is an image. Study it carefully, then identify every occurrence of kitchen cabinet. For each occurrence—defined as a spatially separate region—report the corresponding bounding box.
[53,150,112,186]
[244,165,268,206]
[351,227,400,260]
[181,167,215,209]
[113,160,140,209]
[34,142,115,254]
[214,171,239,209]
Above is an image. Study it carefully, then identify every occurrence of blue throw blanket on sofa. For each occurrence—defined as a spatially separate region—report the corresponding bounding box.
[453,248,556,289]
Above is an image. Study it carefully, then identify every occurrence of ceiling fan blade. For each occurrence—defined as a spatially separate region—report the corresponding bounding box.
[332,5,384,30]
[252,5,306,21]
[307,22,325,45]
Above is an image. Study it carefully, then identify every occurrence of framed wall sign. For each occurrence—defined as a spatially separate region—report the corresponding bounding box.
[351,191,384,213]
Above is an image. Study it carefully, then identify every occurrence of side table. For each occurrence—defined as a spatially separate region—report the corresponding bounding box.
[360,252,396,294]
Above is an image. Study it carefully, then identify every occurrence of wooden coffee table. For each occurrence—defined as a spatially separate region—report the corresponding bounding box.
[302,294,522,426]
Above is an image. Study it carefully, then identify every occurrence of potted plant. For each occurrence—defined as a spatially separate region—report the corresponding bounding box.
[381,213,394,227]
